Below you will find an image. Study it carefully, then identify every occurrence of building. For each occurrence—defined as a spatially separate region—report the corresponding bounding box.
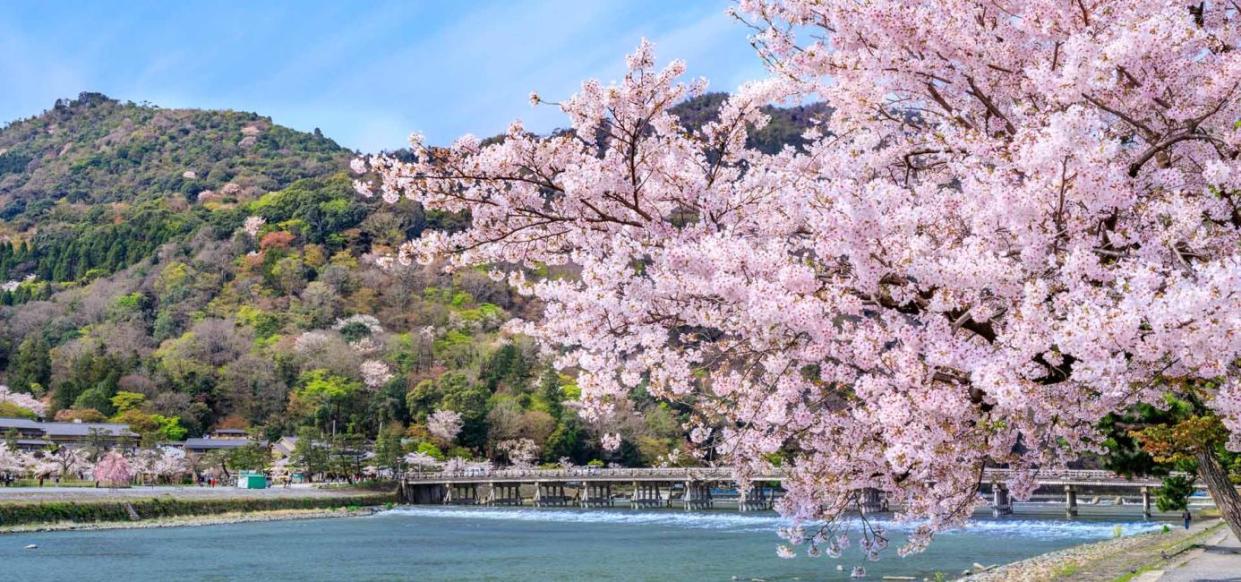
[271,436,298,459]
[0,418,138,451]
[183,437,266,455]
[210,428,250,439]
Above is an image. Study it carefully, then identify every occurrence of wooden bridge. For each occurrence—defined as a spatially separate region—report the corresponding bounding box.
[400,467,1190,518]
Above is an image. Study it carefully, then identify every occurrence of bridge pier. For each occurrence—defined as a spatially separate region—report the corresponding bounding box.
[445,483,480,505]
[631,482,667,508]
[534,482,570,507]
[1141,487,1152,520]
[580,482,613,508]
[738,484,771,512]
[1065,485,1078,518]
[404,483,447,504]
[991,484,1013,517]
[683,481,713,511]
[486,482,523,506]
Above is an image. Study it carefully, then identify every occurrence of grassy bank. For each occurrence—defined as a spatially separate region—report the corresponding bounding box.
[0,491,397,528]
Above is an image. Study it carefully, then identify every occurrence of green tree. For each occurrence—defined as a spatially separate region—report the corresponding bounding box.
[544,417,592,464]
[1156,475,1196,512]
[438,373,491,451]
[227,444,269,472]
[535,368,564,421]
[373,425,404,479]
[110,391,146,413]
[294,369,361,433]
[292,426,329,481]
[9,336,51,396]
[1101,386,1241,528]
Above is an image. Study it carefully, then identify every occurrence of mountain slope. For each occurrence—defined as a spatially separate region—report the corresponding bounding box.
[0,92,818,470]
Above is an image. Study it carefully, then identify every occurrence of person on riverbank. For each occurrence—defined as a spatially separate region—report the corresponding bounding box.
[1182,509,1192,530]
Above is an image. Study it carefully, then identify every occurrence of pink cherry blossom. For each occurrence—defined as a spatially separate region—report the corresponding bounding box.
[360,360,394,388]
[241,215,265,238]
[600,432,622,452]
[93,451,133,487]
[0,385,45,417]
[427,409,463,443]
[359,1,1241,556]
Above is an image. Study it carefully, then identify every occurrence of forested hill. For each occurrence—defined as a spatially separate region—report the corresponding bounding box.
[0,92,817,468]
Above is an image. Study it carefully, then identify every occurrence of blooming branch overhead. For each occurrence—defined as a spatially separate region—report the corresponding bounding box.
[355,1,1241,556]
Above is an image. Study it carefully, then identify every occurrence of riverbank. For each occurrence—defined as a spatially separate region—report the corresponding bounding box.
[967,519,1225,581]
[0,486,396,530]
[0,505,379,534]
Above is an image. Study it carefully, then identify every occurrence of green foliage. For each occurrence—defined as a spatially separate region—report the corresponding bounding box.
[236,305,282,339]
[414,441,445,460]
[480,342,532,392]
[297,369,359,403]
[544,416,593,464]
[1156,474,1196,512]
[292,427,331,479]
[372,426,403,474]
[73,386,115,416]
[0,401,37,419]
[248,173,366,249]
[0,91,767,467]
[227,443,269,471]
[110,391,146,413]
[152,415,188,442]
[8,335,51,395]
[1100,394,1201,477]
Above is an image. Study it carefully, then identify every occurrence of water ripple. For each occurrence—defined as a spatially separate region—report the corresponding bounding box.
[375,506,1162,540]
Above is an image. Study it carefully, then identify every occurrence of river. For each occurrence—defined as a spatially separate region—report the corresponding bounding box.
[0,506,1168,581]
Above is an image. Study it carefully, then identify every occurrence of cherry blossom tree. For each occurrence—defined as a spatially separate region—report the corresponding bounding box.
[442,457,490,475]
[403,451,441,471]
[360,360,394,389]
[0,384,46,417]
[356,1,1241,554]
[241,215,266,238]
[46,446,89,481]
[93,451,133,487]
[0,443,24,481]
[497,438,540,468]
[427,409,464,444]
[133,446,188,485]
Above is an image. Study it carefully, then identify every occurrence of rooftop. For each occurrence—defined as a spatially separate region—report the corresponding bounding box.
[184,438,264,450]
[0,417,137,438]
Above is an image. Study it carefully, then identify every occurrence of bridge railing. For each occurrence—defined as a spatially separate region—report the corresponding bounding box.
[403,466,749,482]
[403,466,1175,486]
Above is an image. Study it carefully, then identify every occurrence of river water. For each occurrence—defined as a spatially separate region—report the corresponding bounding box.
[0,506,1167,581]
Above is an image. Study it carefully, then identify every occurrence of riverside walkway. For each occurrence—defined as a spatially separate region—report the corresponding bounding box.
[400,467,1184,516]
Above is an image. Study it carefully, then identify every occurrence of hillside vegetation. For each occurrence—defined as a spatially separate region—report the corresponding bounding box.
[0,92,817,468]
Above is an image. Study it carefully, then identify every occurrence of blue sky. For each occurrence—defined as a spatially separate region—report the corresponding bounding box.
[0,1,767,152]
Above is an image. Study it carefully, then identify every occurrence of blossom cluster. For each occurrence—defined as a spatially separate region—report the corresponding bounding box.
[356,1,1241,559]
[427,409,464,443]
[0,384,46,417]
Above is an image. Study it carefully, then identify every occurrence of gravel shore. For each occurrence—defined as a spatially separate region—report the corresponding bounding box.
[966,520,1224,581]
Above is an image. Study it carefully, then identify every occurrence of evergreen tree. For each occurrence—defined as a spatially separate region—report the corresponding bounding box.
[9,335,51,395]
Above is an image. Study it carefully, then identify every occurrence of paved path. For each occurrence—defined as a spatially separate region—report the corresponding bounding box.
[1155,526,1241,582]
